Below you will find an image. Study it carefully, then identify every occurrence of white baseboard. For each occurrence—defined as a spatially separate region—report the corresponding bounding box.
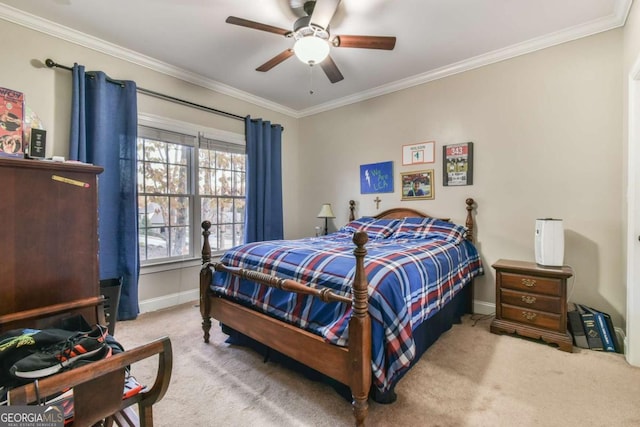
[139,289,199,314]
[615,327,627,355]
[474,300,496,316]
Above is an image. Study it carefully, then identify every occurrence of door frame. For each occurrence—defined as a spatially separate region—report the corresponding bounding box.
[626,54,640,366]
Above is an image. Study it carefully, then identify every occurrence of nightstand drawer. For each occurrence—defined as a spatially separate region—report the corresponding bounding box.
[501,304,562,331]
[499,272,561,296]
[500,288,562,313]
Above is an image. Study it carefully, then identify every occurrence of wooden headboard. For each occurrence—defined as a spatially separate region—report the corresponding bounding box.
[374,207,447,221]
[347,198,476,243]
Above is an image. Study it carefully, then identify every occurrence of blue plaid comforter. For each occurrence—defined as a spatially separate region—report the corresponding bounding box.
[210,232,483,392]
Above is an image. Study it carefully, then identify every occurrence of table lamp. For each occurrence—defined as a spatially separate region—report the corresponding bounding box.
[317,203,336,235]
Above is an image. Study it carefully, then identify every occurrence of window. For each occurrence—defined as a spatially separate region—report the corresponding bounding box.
[137,124,245,264]
[199,135,246,252]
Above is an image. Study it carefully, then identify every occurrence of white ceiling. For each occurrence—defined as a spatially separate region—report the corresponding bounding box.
[0,0,632,117]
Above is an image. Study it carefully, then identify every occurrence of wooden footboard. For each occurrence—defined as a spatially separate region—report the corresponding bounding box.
[200,227,371,426]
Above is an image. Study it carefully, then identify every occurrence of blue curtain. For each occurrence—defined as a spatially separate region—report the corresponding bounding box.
[244,116,284,242]
[69,64,140,320]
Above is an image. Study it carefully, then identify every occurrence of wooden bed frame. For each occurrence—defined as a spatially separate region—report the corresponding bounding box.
[199,198,477,426]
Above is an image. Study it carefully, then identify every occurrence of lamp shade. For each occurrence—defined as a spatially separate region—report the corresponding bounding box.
[317,203,335,218]
[294,36,330,65]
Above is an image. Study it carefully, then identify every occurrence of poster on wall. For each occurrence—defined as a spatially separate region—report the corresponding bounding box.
[360,161,394,194]
[0,86,24,158]
[443,142,474,186]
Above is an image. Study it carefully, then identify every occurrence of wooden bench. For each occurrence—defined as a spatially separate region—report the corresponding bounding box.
[1,297,172,427]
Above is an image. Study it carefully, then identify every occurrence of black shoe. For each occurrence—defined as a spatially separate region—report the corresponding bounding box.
[10,325,109,379]
[0,328,80,386]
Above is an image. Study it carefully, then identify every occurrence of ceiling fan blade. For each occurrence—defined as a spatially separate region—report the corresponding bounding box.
[226,16,290,36]
[334,35,396,50]
[320,55,344,83]
[256,49,295,72]
[310,0,341,29]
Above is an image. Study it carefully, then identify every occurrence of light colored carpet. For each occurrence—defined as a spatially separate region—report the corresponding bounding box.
[115,302,640,427]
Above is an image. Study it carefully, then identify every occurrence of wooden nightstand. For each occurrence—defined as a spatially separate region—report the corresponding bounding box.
[490,259,573,352]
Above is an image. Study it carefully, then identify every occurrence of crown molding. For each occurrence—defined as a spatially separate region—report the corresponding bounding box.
[298,1,632,117]
[0,3,300,118]
[615,0,634,24]
[0,1,632,119]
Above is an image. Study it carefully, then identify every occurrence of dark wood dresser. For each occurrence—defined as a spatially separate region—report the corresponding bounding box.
[490,259,573,352]
[0,157,103,328]
[0,159,172,425]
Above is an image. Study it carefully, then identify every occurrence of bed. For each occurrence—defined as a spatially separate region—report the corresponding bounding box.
[199,198,483,426]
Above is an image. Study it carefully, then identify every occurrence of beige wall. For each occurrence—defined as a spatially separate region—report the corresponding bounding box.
[0,18,629,329]
[0,19,301,309]
[299,30,625,323]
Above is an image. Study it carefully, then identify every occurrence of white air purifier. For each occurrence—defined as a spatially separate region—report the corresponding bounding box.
[535,218,564,267]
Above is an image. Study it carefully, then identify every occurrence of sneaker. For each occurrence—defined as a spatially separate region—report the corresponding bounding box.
[0,328,81,388]
[122,374,144,400]
[70,344,113,369]
[9,325,109,379]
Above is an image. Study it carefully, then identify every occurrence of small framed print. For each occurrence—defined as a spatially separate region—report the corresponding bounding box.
[29,128,47,158]
[402,141,435,165]
[443,142,473,186]
[401,170,434,200]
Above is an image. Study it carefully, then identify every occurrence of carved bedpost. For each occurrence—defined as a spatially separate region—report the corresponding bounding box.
[465,198,475,243]
[200,221,212,343]
[464,198,476,314]
[349,200,356,221]
[349,231,371,427]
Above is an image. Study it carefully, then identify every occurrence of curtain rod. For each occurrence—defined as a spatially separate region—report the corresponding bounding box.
[45,58,246,123]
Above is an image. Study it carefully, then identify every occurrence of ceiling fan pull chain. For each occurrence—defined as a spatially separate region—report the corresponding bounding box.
[309,64,314,95]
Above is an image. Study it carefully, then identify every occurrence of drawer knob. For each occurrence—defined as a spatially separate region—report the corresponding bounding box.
[521,278,536,287]
[522,311,537,321]
[521,295,537,304]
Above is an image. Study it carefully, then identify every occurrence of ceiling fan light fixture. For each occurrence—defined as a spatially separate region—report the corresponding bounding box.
[293,36,330,65]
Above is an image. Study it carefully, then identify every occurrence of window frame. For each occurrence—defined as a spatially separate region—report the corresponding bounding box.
[137,113,245,271]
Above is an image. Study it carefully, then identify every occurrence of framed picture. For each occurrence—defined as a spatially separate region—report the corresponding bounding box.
[402,141,435,165]
[360,161,394,194]
[401,169,434,200]
[443,142,473,186]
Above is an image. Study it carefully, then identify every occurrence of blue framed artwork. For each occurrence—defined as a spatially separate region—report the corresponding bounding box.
[360,161,394,194]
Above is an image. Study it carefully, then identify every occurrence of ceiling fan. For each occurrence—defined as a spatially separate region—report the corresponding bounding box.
[226,0,396,83]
